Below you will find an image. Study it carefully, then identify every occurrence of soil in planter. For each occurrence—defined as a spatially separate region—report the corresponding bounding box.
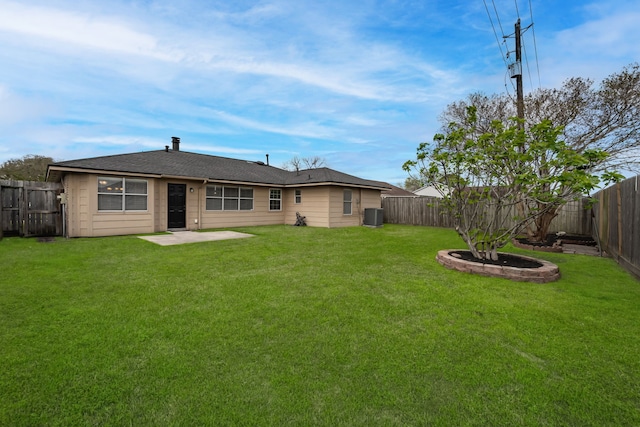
[450,250,543,269]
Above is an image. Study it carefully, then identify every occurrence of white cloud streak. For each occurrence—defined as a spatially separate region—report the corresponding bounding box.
[0,1,443,102]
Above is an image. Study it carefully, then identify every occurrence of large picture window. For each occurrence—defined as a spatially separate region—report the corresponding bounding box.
[98,177,147,211]
[270,189,282,211]
[343,189,352,215]
[206,185,253,211]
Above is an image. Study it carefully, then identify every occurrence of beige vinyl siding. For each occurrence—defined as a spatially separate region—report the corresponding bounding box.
[62,174,80,237]
[327,187,360,227]
[155,179,200,231]
[360,189,382,209]
[283,187,330,227]
[153,180,165,232]
[92,175,155,236]
[65,173,156,237]
[61,171,384,236]
[200,186,285,229]
[326,187,382,228]
[63,173,96,237]
[91,212,155,236]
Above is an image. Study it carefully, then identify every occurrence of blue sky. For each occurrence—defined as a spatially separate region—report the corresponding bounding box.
[1,0,639,184]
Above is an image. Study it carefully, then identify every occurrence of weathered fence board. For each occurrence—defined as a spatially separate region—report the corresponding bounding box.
[382,196,592,235]
[0,180,63,238]
[593,176,640,279]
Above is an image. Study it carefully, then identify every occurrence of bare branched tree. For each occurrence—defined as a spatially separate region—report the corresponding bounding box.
[281,156,327,171]
[440,63,640,174]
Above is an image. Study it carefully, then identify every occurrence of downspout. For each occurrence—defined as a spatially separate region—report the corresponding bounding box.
[359,188,363,225]
[61,175,68,238]
[199,180,206,230]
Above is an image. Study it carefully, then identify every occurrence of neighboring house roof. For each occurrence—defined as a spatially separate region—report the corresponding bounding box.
[371,181,416,197]
[47,149,389,190]
[413,185,446,198]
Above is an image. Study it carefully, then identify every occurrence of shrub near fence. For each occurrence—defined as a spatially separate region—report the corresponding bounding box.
[382,196,592,235]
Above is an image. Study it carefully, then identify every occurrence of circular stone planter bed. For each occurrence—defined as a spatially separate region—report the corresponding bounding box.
[436,250,560,283]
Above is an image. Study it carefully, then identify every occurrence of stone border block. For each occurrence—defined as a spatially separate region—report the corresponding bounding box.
[436,250,560,283]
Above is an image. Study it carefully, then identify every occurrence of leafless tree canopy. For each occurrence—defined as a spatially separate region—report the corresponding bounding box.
[281,156,327,171]
[439,63,640,173]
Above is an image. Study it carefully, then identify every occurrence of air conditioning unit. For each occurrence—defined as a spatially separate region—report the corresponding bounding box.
[363,208,383,227]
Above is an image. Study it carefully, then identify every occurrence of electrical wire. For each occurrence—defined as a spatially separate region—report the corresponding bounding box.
[492,0,505,38]
[522,37,534,93]
[529,0,542,89]
[483,0,509,67]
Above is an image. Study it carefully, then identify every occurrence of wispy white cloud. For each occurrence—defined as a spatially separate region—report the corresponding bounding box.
[0,1,441,103]
[0,85,54,125]
[555,11,640,59]
[207,109,338,140]
[71,135,161,148]
[187,144,263,156]
[0,2,174,60]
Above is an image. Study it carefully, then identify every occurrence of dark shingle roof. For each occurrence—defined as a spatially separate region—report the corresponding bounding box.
[284,168,389,188]
[373,182,416,197]
[48,150,388,189]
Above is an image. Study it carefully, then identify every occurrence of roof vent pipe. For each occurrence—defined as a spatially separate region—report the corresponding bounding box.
[266,154,269,166]
[171,136,180,151]
[165,145,169,152]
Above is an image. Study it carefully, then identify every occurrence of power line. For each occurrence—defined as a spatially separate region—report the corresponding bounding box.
[529,0,542,89]
[492,0,505,38]
[522,39,534,93]
[483,0,508,67]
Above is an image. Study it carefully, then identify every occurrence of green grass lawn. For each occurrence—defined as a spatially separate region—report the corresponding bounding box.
[1,225,639,426]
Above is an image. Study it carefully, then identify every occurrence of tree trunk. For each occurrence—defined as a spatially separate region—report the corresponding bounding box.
[528,206,559,242]
[457,227,485,260]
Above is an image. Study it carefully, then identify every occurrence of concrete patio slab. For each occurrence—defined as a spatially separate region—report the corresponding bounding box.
[139,230,254,246]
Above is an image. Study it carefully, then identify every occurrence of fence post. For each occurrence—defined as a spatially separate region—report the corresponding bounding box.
[617,183,623,259]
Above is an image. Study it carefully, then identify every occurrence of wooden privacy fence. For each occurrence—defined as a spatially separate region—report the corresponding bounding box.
[382,196,592,235]
[0,180,63,238]
[592,175,640,279]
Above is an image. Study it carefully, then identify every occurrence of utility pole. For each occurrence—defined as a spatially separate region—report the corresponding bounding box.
[512,19,524,125]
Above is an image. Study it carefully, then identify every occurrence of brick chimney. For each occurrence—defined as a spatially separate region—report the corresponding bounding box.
[171,136,180,151]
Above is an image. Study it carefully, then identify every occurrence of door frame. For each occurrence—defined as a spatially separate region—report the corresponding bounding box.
[167,183,187,229]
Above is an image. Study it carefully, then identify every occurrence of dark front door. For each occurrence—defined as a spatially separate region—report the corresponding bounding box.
[168,183,186,229]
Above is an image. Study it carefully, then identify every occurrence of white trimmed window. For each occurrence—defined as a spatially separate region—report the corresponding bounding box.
[206,185,253,211]
[295,189,302,204]
[343,189,352,215]
[270,189,282,211]
[98,177,147,211]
